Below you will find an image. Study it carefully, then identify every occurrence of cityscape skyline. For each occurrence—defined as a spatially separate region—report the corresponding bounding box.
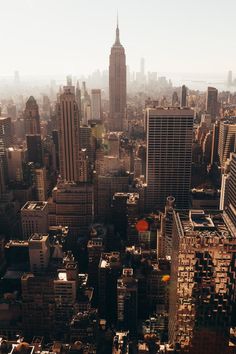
[1,2,236,353]
[1,0,236,77]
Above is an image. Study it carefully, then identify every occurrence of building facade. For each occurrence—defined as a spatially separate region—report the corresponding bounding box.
[146,107,194,211]
[109,22,126,131]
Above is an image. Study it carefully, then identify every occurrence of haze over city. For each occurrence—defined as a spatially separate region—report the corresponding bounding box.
[1,0,236,78]
[1,1,236,353]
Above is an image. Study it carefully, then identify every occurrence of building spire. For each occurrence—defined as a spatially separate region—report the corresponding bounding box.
[115,12,120,45]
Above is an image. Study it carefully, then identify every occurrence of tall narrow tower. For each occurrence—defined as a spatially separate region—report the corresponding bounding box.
[109,18,126,131]
[24,96,40,135]
[58,85,80,182]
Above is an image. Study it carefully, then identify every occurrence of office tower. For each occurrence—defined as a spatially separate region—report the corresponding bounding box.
[79,126,95,164]
[221,153,236,229]
[21,201,49,240]
[26,133,43,165]
[117,268,138,335]
[24,96,40,135]
[109,20,127,131]
[99,252,122,321]
[0,116,12,182]
[159,196,175,258]
[76,80,82,118]
[181,85,187,107]
[146,107,194,211]
[169,209,236,353]
[21,273,55,336]
[7,146,26,182]
[34,166,47,200]
[91,89,102,120]
[48,181,93,236]
[94,172,130,221]
[171,91,179,106]
[206,87,218,121]
[54,254,78,331]
[220,156,231,211]
[29,234,50,273]
[58,86,80,182]
[78,149,89,182]
[107,132,120,156]
[211,121,220,164]
[87,238,104,290]
[218,116,236,167]
[0,118,13,149]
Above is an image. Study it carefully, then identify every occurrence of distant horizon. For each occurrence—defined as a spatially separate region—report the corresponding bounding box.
[1,0,236,77]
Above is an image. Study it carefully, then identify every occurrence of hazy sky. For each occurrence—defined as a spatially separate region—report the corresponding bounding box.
[1,0,236,77]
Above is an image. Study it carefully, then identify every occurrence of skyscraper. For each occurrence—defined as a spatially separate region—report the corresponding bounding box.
[181,85,187,107]
[109,19,126,131]
[206,87,218,121]
[218,116,236,167]
[169,209,236,353]
[220,152,236,229]
[58,86,80,182]
[146,107,194,211]
[26,134,43,166]
[0,116,12,182]
[91,89,102,120]
[24,96,40,135]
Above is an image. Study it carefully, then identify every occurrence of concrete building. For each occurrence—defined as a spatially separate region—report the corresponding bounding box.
[28,233,50,273]
[146,107,194,211]
[58,86,80,182]
[206,86,218,121]
[109,21,127,131]
[79,126,95,164]
[218,116,236,167]
[24,96,41,135]
[48,181,93,236]
[169,209,236,353]
[159,196,175,258]
[117,268,138,335]
[54,254,78,332]
[34,166,47,201]
[220,153,236,232]
[91,89,102,120]
[21,273,55,336]
[7,146,26,182]
[211,121,220,164]
[26,134,43,166]
[21,201,49,240]
[94,172,130,221]
[99,252,122,321]
[181,85,187,107]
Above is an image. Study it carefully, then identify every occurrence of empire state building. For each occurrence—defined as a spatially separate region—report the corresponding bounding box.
[109,21,127,131]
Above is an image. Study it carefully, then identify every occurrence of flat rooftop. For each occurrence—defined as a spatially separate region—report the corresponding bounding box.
[175,209,232,239]
[21,201,48,211]
[148,106,194,117]
[29,233,48,242]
